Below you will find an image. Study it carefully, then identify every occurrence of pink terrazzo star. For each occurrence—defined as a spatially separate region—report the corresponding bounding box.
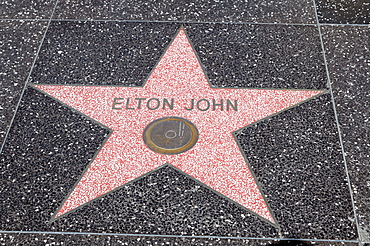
[33,29,324,224]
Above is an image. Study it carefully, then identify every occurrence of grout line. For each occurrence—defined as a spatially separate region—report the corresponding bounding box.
[0,0,60,154]
[0,18,368,26]
[0,18,315,26]
[311,0,362,243]
[48,18,317,26]
[0,230,366,243]
[321,23,370,27]
[0,18,315,25]
[0,18,50,21]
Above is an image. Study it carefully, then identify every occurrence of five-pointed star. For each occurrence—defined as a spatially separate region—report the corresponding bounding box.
[33,29,323,224]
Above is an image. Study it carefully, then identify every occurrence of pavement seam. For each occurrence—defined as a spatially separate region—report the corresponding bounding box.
[0,18,369,26]
[0,0,60,153]
[311,0,362,243]
[0,230,366,243]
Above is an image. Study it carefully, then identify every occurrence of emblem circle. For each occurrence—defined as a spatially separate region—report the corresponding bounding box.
[143,117,198,155]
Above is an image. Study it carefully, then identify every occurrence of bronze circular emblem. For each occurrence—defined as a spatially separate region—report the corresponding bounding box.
[143,117,198,155]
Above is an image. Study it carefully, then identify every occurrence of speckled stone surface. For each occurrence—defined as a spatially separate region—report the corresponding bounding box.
[29,22,326,90]
[0,0,56,19]
[322,25,370,241]
[315,0,370,24]
[0,20,47,151]
[29,22,179,86]
[185,24,326,89]
[237,94,356,240]
[53,0,317,24]
[0,233,360,246]
[1,0,369,245]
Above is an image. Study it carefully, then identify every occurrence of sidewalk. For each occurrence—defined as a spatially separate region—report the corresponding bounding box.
[0,1,369,245]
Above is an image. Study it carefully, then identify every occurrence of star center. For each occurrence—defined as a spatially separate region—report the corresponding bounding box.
[143,116,199,155]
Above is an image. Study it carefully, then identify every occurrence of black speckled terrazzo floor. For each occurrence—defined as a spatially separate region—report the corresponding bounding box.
[0,0,369,245]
